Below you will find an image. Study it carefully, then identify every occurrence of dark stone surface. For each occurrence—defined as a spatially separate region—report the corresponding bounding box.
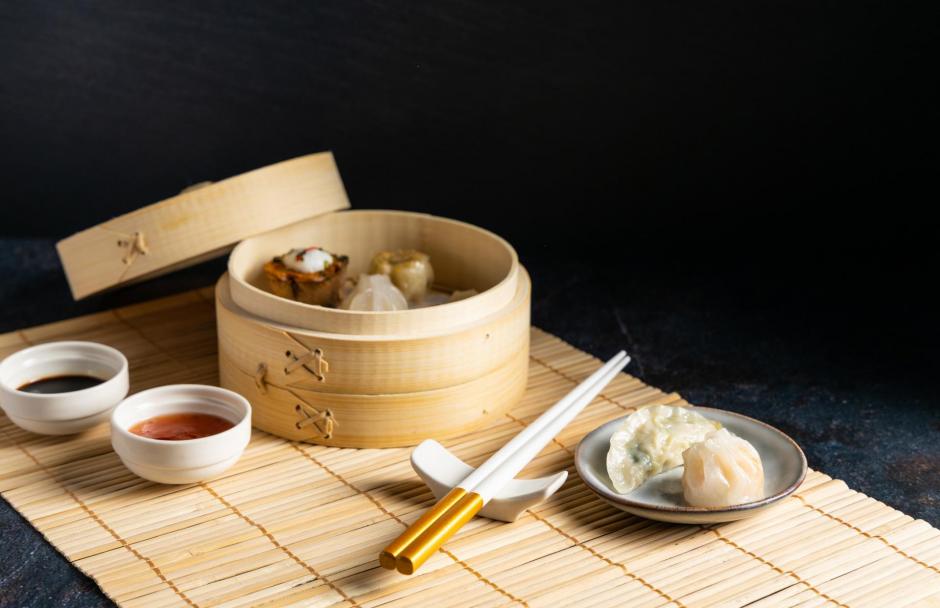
[0,237,937,607]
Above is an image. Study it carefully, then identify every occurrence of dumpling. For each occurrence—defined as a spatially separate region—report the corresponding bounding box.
[606,405,721,494]
[340,274,408,311]
[681,428,764,507]
[369,250,435,303]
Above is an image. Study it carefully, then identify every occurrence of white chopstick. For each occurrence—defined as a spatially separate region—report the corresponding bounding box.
[457,350,628,494]
[473,355,629,502]
[382,351,630,574]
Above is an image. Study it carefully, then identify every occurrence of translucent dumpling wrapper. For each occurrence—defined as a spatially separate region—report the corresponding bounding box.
[369,250,435,303]
[606,405,721,494]
[340,274,408,311]
[448,288,478,303]
[681,428,764,507]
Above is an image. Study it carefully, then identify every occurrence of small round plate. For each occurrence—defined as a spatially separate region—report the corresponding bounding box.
[575,407,807,524]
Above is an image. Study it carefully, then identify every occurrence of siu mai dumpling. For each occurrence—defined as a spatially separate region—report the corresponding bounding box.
[369,250,434,303]
[681,428,764,507]
[606,405,721,494]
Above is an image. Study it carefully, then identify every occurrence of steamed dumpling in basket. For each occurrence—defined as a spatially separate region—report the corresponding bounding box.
[340,274,408,311]
[369,250,435,303]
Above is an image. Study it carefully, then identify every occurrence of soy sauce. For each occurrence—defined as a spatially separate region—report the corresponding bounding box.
[18,375,104,394]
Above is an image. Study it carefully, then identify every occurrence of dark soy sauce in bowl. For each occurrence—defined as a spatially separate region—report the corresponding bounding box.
[18,375,104,394]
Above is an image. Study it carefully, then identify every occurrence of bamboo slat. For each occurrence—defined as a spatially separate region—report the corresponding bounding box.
[2,289,939,607]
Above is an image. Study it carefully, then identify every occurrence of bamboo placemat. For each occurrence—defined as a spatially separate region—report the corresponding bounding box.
[2,288,939,608]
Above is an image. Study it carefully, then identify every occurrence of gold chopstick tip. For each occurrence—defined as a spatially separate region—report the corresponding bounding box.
[396,492,484,575]
[379,487,467,570]
[379,550,397,570]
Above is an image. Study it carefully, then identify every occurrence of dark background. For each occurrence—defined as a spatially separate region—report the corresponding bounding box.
[1,1,938,606]
[3,1,938,247]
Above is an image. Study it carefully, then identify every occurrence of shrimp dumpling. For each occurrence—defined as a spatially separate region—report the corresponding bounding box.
[606,405,721,494]
[340,274,408,311]
[681,428,764,507]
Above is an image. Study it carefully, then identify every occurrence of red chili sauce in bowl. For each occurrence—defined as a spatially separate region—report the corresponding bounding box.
[129,413,234,441]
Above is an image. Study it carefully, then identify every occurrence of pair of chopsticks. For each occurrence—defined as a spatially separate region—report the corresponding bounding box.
[380,350,630,574]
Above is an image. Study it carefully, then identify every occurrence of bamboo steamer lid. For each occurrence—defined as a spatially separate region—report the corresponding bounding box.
[56,152,350,299]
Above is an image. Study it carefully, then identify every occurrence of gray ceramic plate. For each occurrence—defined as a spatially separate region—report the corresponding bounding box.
[575,407,807,524]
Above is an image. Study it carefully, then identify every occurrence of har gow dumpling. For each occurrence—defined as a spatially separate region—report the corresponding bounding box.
[606,405,721,494]
[340,274,408,311]
[681,428,764,507]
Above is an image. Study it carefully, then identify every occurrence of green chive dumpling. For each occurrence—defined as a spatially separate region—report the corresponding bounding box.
[606,405,721,494]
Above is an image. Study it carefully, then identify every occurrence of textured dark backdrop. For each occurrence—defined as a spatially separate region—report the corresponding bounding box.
[1,1,937,246]
[1,1,938,606]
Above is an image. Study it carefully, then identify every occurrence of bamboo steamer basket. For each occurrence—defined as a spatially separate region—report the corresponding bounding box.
[219,210,531,447]
[218,275,529,447]
[56,152,531,448]
[227,210,521,336]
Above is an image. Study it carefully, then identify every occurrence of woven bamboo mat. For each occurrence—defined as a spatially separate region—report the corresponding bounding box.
[2,288,939,608]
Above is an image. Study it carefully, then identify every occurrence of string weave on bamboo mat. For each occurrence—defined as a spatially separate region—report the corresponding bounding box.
[1,288,939,608]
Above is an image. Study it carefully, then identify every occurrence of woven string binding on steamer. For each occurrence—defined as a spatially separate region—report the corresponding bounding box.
[284,348,329,381]
[251,358,337,440]
[294,402,336,439]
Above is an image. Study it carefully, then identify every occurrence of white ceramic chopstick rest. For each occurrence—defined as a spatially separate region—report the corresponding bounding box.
[391,352,630,574]
[410,439,568,522]
[408,352,628,522]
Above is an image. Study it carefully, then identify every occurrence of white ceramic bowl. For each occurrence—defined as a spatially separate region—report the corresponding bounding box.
[0,341,129,435]
[576,407,807,524]
[111,385,252,484]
